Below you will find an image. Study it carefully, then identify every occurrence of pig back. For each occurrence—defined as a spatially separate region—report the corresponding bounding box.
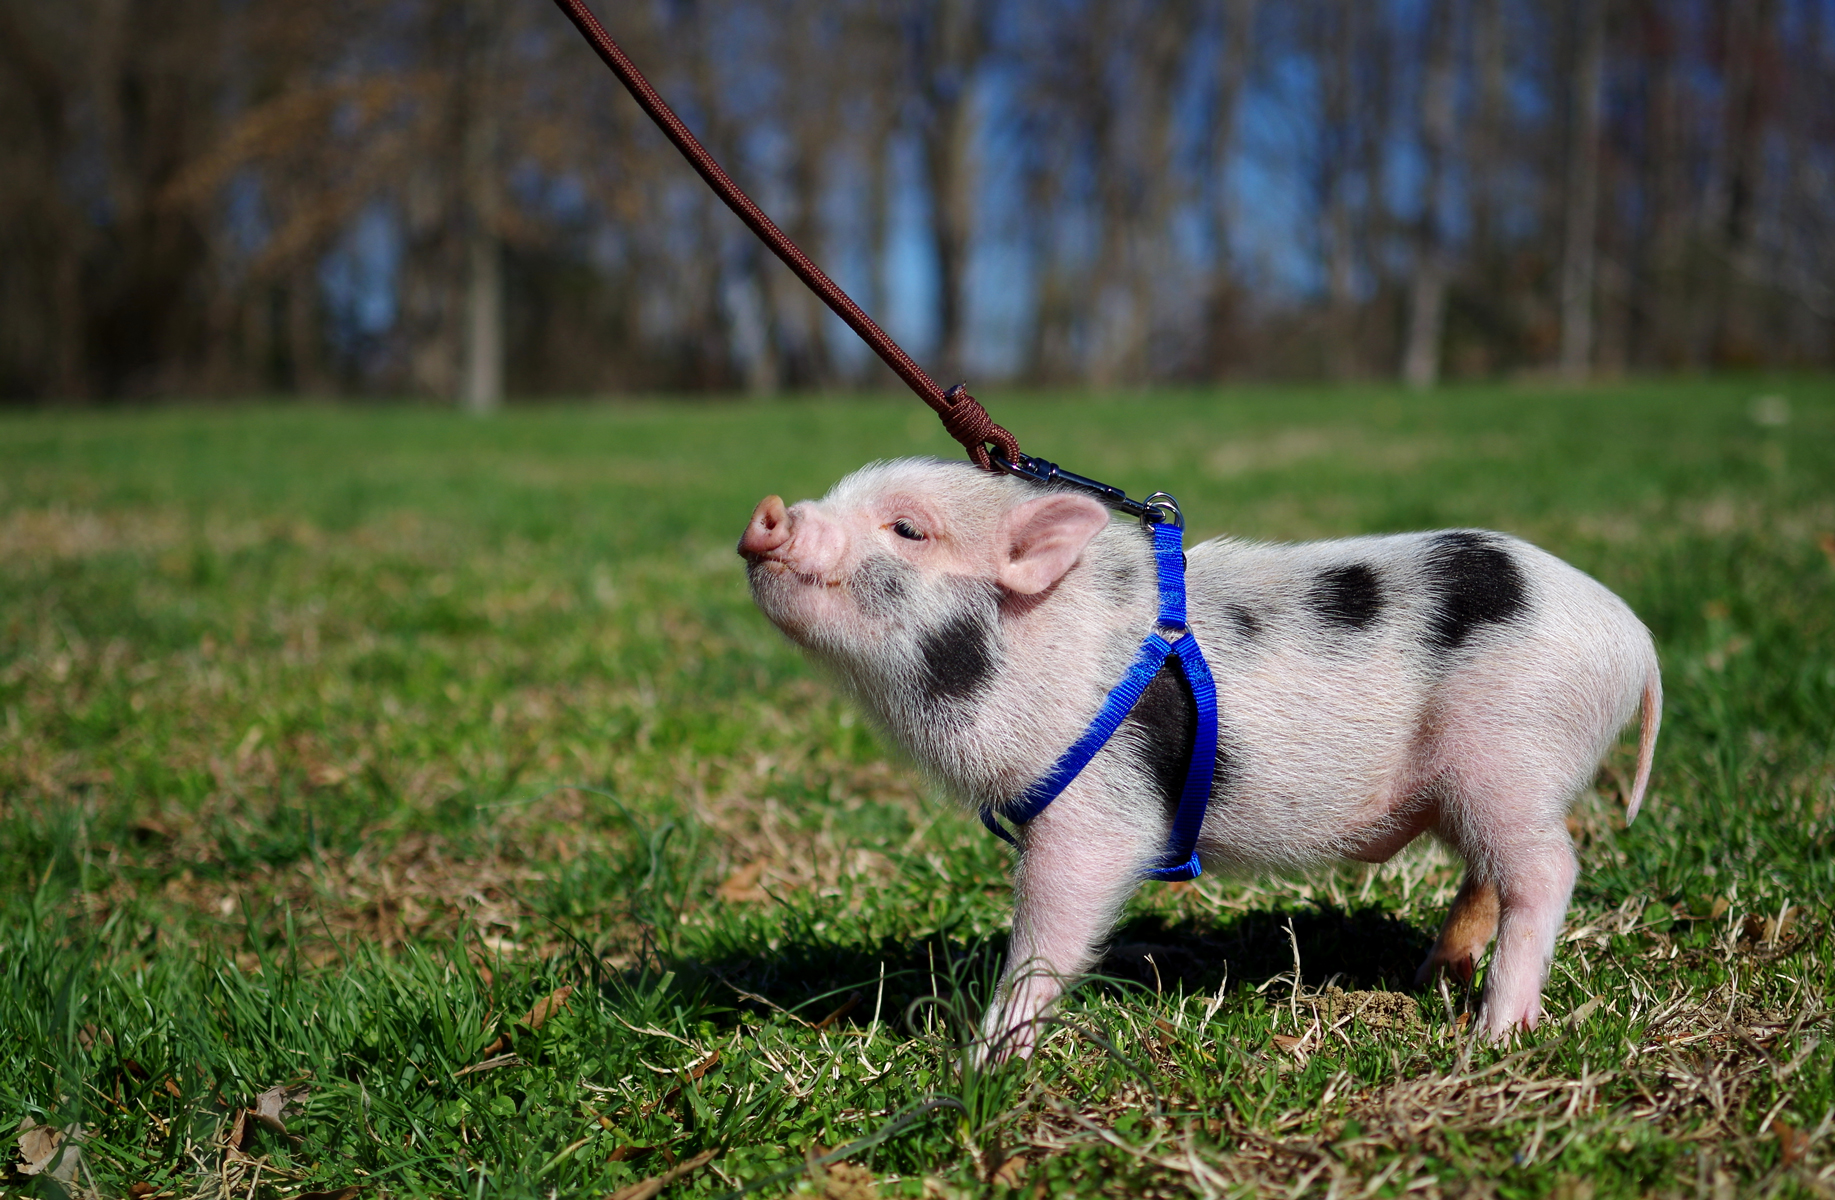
[1178,529,1652,869]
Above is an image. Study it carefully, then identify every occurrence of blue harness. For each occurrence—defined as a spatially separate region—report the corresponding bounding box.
[979,517,1219,882]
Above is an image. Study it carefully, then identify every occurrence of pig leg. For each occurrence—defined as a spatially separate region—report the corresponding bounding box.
[1475,834,1577,1038]
[979,782,1160,1063]
[1415,871,1500,986]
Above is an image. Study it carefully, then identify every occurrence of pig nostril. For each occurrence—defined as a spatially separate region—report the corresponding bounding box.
[740,495,792,559]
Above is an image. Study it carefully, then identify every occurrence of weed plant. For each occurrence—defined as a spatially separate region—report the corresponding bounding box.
[1,381,1831,1198]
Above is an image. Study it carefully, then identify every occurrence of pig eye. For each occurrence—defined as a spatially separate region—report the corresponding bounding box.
[891,518,927,542]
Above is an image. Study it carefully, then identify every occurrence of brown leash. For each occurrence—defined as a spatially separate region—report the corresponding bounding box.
[547,0,1021,470]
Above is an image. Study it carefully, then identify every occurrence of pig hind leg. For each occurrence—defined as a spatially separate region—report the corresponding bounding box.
[1440,757,1582,1039]
[1415,871,1499,987]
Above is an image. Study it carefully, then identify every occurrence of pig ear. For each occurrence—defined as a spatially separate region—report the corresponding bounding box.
[996,493,1113,595]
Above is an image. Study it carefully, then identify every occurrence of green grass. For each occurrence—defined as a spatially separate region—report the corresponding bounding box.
[1,379,1832,1199]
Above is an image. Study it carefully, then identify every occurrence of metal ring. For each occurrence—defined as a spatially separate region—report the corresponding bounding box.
[1143,492,1183,529]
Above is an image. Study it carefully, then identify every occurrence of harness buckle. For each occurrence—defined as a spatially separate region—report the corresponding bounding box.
[1143,492,1183,529]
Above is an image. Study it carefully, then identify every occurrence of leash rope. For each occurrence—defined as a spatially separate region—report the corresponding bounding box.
[547,0,1020,470]
[979,518,1218,882]
[550,1,1218,874]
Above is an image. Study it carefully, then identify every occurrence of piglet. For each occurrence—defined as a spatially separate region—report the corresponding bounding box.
[738,458,1660,1058]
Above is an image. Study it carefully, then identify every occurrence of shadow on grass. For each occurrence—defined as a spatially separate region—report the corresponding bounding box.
[629,900,1438,1038]
[1101,902,1436,995]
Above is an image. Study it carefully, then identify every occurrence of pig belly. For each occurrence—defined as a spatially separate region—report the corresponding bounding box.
[1196,643,1441,871]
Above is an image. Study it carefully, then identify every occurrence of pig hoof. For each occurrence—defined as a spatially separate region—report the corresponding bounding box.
[1476,1003,1541,1043]
[1413,952,1479,988]
[974,1020,1039,1067]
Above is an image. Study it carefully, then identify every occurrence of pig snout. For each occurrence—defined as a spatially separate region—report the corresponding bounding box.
[738,495,791,562]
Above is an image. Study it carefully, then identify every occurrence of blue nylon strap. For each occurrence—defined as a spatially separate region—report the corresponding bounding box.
[1152,521,1186,627]
[980,518,1220,882]
[1142,632,1218,881]
[980,631,1175,846]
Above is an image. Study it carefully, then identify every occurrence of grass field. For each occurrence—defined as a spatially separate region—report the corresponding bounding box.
[2,380,1832,1200]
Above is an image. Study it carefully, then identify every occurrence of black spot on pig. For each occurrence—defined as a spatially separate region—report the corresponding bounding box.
[1101,558,1141,607]
[1310,563,1385,629]
[1121,659,1239,819]
[1424,532,1527,652]
[1226,604,1261,639]
[918,614,995,704]
[851,555,912,618]
[1123,661,1196,810]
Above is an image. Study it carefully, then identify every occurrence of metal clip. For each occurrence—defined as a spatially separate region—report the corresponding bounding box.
[1143,492,1183,530]
[989,451,1169,524]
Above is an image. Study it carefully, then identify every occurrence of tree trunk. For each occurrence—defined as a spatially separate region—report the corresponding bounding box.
[459,0,504,414]
[1469,0,1505,262]
[287,261,328,395]
[462,225,503,413]
[1202,0,1256,377]
[1322,0,1358,379]
[917,0,985,387]
[1403,0,1456,388]
[1710,0,1776,365]
[1558,0,1605,382]
[1127,1,1192,382]
[1638,0,1690,368]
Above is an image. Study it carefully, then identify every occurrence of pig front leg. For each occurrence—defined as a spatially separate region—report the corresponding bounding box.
[978,781,1162,1063]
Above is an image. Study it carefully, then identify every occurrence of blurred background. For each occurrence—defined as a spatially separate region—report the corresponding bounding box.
[2,0,1832,406]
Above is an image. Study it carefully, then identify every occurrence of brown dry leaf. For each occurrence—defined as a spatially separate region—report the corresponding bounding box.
[475,985,575,1060]
[813,992,863,1032]
[716,862,769,903]
[524,985,574,1031]
[127,1184,158,1199]
[17,1119,64,1175]
[607,1144,656,1163]
[682,1049,720,1083]
[252,1082,310,1137]
[991,1152,1028,1189]
[1778,1122,1810,1167]
[606,1147,718,1200]
[295,1188,363,1200]
[644,1050,722,1117]
[224,1108,249,1152]
[16,1119,85,1183]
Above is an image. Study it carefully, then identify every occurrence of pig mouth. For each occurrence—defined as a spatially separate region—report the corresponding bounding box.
[747,558,844,589]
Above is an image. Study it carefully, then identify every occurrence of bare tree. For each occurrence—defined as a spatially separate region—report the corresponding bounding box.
[7,0,1835,402]
[1402,0,1459,388]
[1558,0,1605,381]
[1198,0,1258,377]
[460,0,505,414]
[911,0,991,386]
